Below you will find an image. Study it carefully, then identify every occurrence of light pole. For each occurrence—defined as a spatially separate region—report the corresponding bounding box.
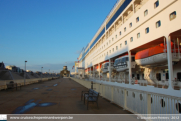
[49,69,50,77]
[24,61,27,85]
[41,67,43,80]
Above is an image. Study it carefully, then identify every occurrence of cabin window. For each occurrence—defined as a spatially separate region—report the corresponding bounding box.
[142,74,144,79]
[154,0,159,8]
[144,10,148,16]
[116,46,118,50]
[166,73,169,80]
[119,59,122,63]
[120,43,122,48]
[126,57,129,61]
[114,59,119,66]
[137,74,140,80]
[125,41,127,45]
[156,73,161,81]
[124,27,126,32]
[145,27,149,34]
[129,22,132,28]
[137,33,140,38]
[122,58,126,62]
[156,20,161,28]
[170,11,176,21]
[136,17,139,22]
[130,37,133,42]
[120,31,121,35]
[177,72,181,81]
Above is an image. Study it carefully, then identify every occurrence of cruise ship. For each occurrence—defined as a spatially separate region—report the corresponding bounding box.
[73,0,181,115]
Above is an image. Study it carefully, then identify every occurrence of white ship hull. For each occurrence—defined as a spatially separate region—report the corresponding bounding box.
[75,0,181,115]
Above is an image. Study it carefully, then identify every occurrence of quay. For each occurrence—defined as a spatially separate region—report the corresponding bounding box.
[0,78,132,114]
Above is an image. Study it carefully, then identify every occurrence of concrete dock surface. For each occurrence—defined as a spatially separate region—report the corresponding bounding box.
[0,78,143,120]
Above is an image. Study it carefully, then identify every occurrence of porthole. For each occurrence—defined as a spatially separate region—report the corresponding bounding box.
[140,94,143,100]
[176,103,181,113]
[132,92,135,98]
[170,11,176,21]
[160,99,165,107]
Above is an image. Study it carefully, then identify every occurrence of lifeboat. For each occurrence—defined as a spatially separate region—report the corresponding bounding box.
[114,54,136,72]
[135,42,181,66]
[101,61,114,73]
[88,68,93,74]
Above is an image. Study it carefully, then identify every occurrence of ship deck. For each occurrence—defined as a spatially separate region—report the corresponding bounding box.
[0,78,133,114]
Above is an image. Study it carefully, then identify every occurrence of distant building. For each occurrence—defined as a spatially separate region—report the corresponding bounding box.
[60,66,70,77]
[6,65,17,72]
[6,65,22,73]
[0,62,5,70]
[26,70,32,72]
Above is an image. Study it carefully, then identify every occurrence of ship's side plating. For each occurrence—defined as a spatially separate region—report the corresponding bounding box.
[75,0,181,115]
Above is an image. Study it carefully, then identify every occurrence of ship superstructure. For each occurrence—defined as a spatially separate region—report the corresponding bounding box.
[75,0,181,115]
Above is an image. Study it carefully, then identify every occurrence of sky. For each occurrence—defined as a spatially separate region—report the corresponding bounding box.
[0,0,117,73]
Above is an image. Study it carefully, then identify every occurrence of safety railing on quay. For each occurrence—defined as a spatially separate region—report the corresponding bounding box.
[70,77,181,116]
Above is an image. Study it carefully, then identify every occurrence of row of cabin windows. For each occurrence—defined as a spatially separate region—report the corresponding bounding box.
[119,10,176,42]
[92,0,176,56]
[95,11,176,58]
[156,73,181,81]
[93,2,176,62]
[114,57,135,66]
[125,21,161,44]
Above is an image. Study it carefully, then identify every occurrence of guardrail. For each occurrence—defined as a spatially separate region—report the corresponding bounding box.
[71,77,181,115]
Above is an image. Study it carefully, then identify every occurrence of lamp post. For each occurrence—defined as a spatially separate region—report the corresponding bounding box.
[49,69,50,77]
[24,61,27,85]
[41,67,43,80]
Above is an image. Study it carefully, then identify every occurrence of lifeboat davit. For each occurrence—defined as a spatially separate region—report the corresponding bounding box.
[135,42,181,66]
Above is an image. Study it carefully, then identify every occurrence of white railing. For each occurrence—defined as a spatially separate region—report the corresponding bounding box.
[71,77,181,117]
